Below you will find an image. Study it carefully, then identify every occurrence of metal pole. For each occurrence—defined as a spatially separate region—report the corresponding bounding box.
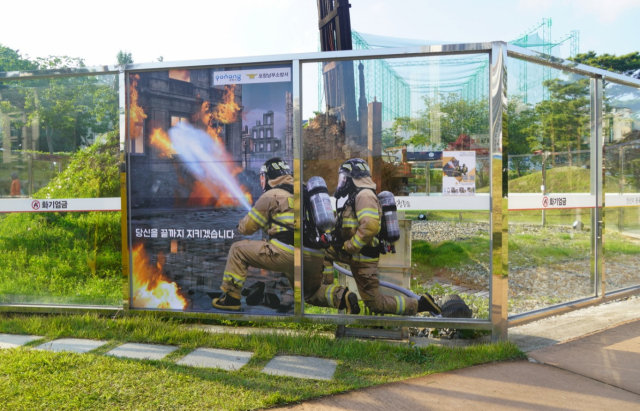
[425,162,430,195]
[119,68,130,310]
[489,42,508,342]
[292,60,303,317]
[619,146,625,232]
[590,77,603,296]
[541,152,548,226]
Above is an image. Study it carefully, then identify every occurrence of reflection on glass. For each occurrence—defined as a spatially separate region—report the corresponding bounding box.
[507,57,594,314]
[0,74,121,306]
[603,81,640,292]
[0,75,119,198]
[0,211,122,305]
[303,54,490,320]
[127,66,295,314]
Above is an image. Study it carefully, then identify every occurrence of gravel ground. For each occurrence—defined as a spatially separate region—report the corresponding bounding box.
[411,221,640,315]
[412,220,489,243]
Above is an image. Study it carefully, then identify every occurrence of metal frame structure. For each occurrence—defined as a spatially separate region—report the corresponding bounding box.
[511,18,580,103]
[1,41,640,341]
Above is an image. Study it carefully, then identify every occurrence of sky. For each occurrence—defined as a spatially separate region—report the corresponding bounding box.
[1,0,640,67]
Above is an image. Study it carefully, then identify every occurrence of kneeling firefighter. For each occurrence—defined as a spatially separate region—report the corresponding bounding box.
[324,158,442,316]
[303,177,359,314]
[213,157,357,312]
[213,157,295,311]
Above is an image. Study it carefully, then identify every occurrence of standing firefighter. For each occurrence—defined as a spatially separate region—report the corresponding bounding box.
[213,157,358,313]
[325,158,441,316]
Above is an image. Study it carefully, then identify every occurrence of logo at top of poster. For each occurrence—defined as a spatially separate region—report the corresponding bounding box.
[213,68,291,85]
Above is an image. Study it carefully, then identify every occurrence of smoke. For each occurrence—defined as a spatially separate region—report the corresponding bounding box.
[168,123,252,211]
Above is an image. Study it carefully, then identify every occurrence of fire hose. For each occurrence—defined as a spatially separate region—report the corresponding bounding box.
[332,262,444,317]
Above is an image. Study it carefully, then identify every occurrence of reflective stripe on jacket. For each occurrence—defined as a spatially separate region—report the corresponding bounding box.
[340,188,382,255]
[238,175,295,239]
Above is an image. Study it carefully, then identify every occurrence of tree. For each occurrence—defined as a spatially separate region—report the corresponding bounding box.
[570,51,640,77]
[116,50,133,65]
[34,55,85,70]
[381,126,404,149]
[0,44,37,72]
[507,96,538,177]
[18,56,116,154]
[527,77,590,166]
[386,93,489,149]
[0,48,118,155]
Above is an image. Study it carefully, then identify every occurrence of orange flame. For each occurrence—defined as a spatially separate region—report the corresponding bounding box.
[186,181,217,207]
[129,74,147,140]
[149,128,176,158]
[132,243,187,309]
[212,85,240,124]
[143,81,251,208]
[243,186,253,205]
[207,124,224,145]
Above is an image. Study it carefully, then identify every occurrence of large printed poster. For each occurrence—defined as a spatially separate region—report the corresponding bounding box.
[127,65,294,313]
[442,151,476,195]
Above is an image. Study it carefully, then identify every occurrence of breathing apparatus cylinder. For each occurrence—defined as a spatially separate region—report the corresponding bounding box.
[307,176,335,233]
[378,191,400,253]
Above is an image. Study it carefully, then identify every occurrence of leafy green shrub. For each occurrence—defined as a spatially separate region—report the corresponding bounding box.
[35,131,120,199]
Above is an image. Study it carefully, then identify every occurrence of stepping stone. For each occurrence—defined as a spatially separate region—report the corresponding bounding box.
[106,343,178,360]
[262,355,337,380]
[0,334,43,349]
[176,348,252,371]
[36,338,107,354]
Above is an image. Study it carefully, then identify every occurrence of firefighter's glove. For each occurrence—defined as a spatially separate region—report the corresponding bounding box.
[338,247,352,260]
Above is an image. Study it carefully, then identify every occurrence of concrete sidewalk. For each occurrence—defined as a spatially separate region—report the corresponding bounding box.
[273,318,640,410]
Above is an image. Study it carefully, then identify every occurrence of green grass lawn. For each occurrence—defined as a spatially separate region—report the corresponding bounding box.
[0,314,525,411]
[509,166,622,194]
[0,211,122,305]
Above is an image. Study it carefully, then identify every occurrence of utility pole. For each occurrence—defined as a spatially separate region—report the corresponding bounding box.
[541,151,550,227]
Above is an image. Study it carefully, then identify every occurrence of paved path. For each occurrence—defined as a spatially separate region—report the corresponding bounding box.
[272,319,640,410]
[0,336,337,381]
[508,297,640,352]
[529,319,640,394]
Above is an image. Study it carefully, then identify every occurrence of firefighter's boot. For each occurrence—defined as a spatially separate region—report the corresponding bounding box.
[418,292,442,315]
[212,293,242,311]
[339,289,361,315]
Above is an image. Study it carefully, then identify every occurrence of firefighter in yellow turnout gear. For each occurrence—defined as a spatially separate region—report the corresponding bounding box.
[325,158,441,316]
[213,157,357,312]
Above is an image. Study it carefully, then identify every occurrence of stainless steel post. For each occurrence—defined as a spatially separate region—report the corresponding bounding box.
[119,69,130,310]
[490,42,508,341]
[292,60,303,317]
[590,77,603,296]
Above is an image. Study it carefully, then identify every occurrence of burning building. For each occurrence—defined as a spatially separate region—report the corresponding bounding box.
[128,69,246,208]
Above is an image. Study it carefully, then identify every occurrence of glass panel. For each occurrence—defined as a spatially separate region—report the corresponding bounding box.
[603,81,640,292]
[302,54,491,320]
[0,75,119,198]
[0,74,120,305]
[127,65,295,314]
[507,57,594,315]
[0,211,122,305]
